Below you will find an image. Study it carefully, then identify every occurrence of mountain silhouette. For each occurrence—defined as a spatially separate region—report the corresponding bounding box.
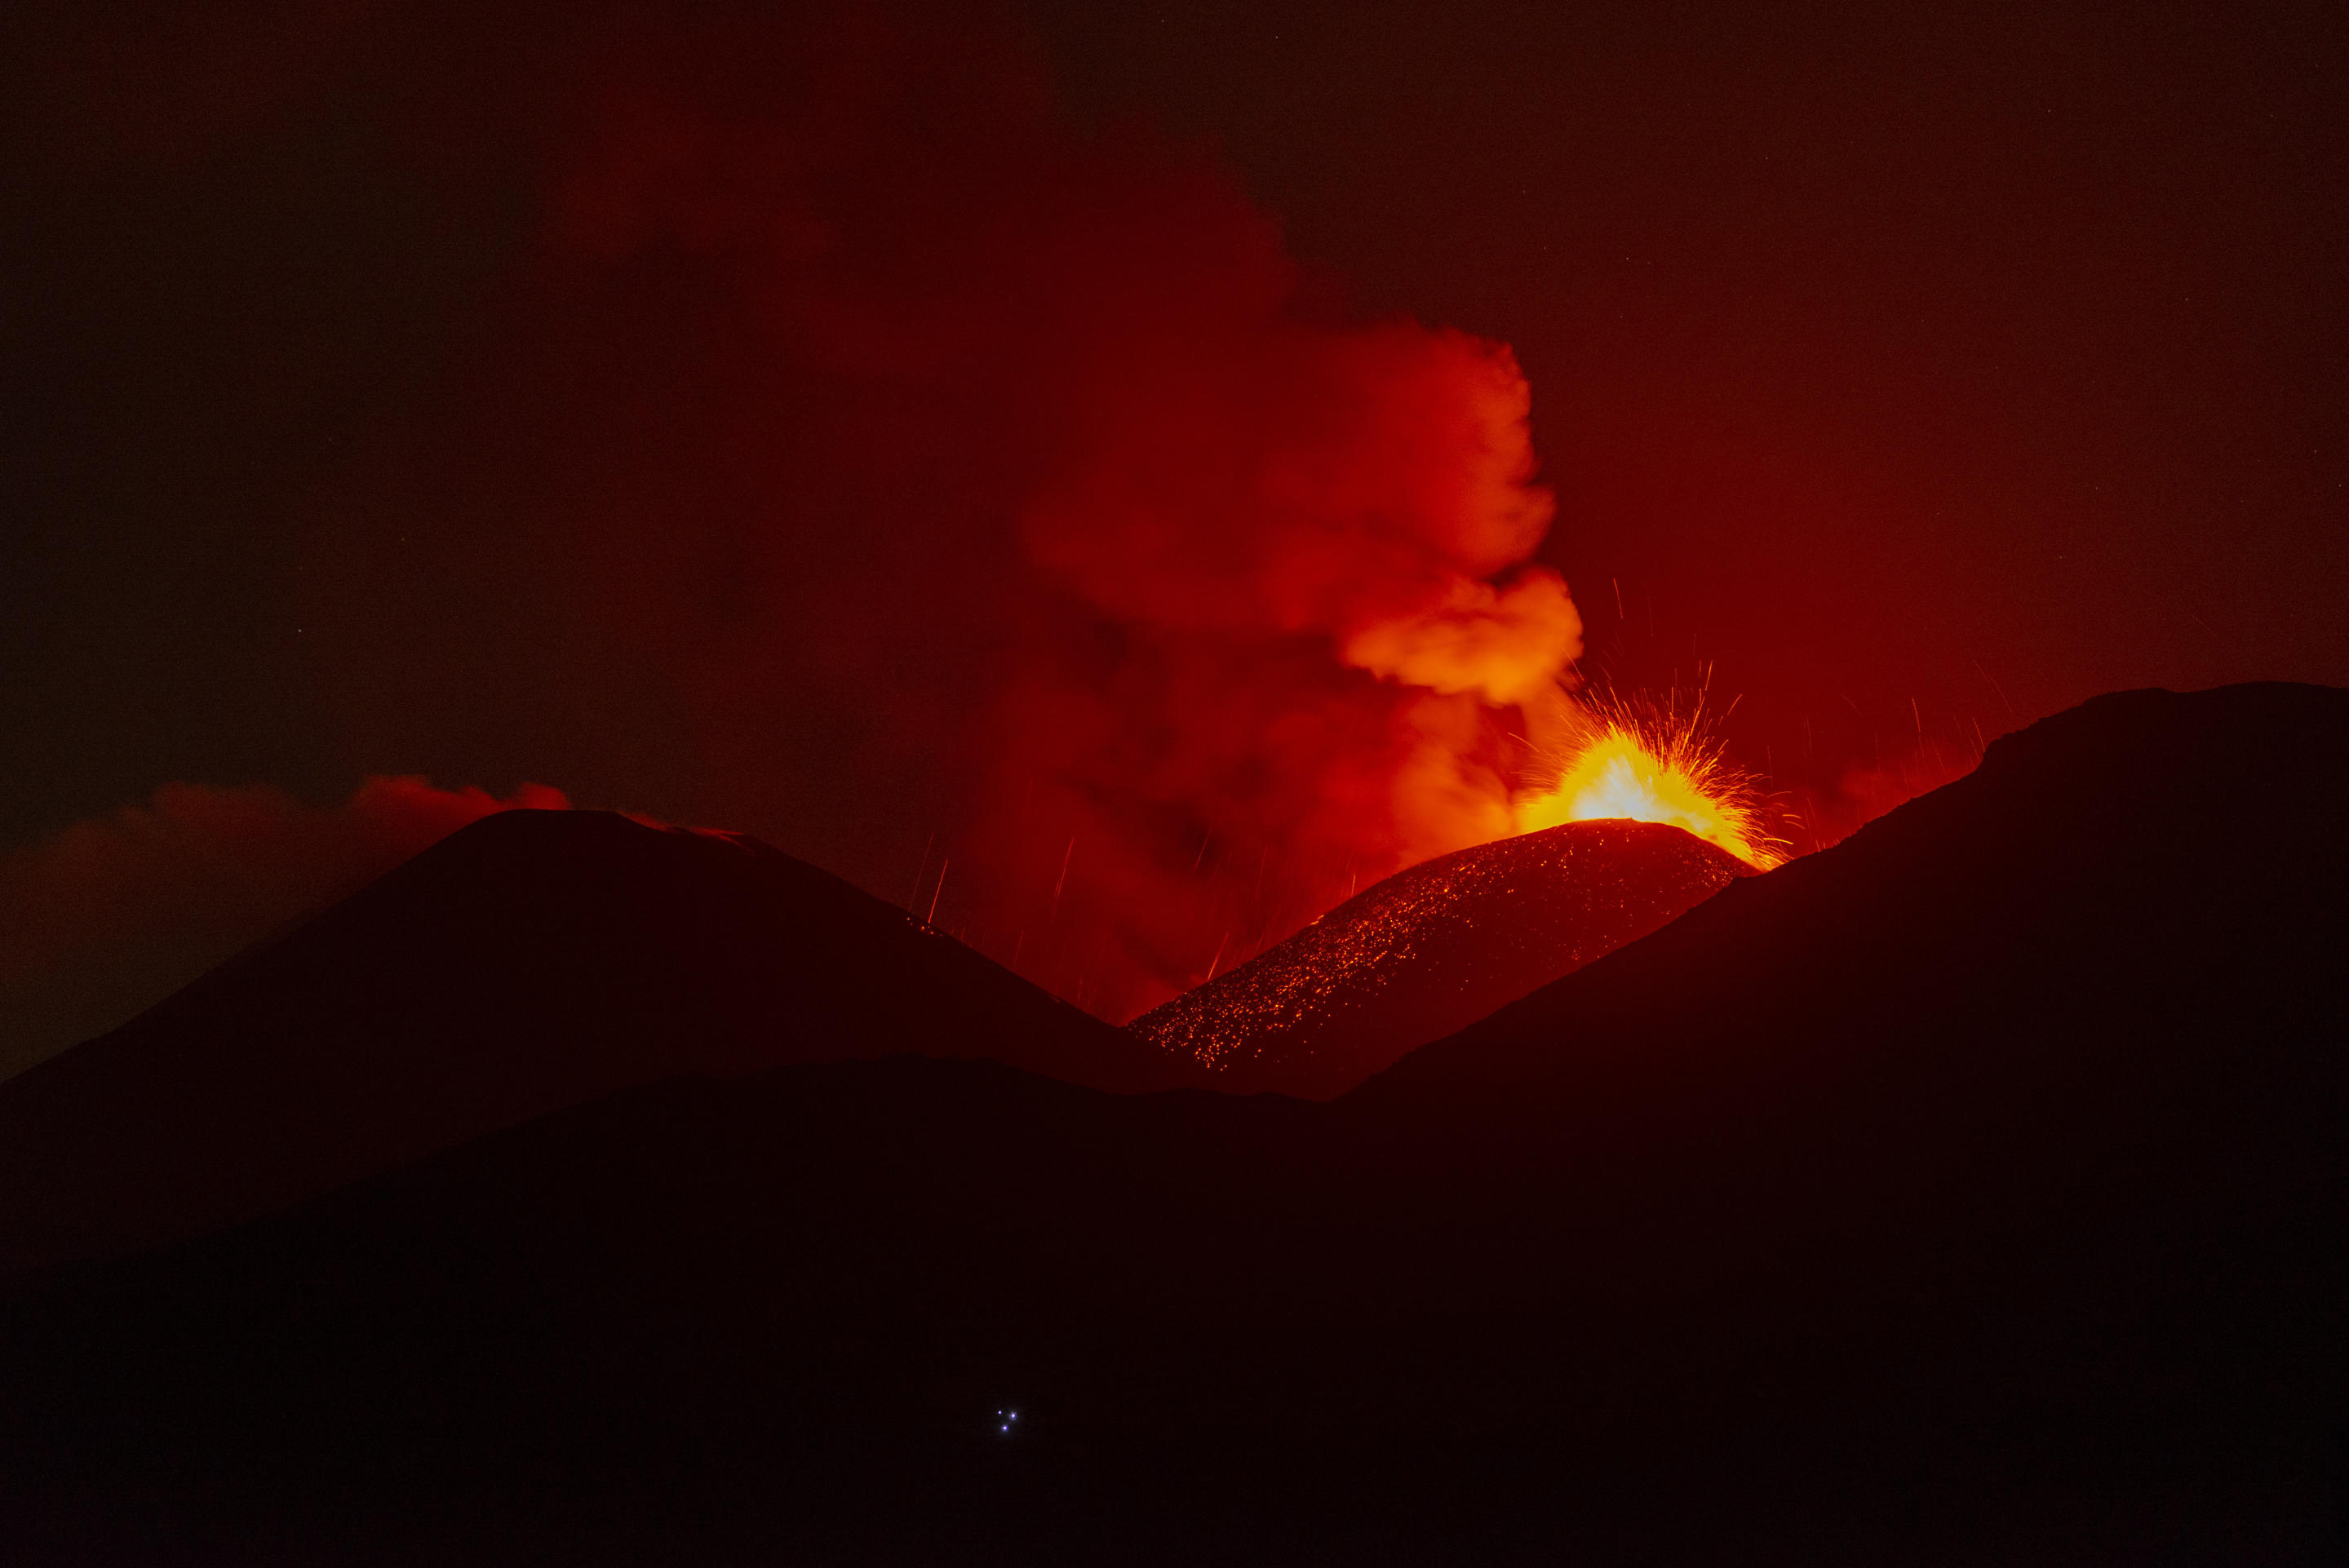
[0,811,1193,1280]
[0,684,2341,1566]
[1129,817,1747,1096]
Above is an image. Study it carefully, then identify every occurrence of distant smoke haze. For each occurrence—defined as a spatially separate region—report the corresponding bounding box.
[0,778,566,1077]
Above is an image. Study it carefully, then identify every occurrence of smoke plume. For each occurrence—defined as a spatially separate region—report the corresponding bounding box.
[8,2,1587,1026]
[276,1,1589,1021]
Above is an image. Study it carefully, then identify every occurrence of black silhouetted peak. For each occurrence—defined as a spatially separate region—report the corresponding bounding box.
[0,686,2341,1564]
[1130,818,1747,1097]
[0,809,1194,1280]
[1358,681,2349,1110]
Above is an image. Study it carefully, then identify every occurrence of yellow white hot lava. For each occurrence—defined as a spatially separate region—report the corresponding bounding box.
[1514,704,1782,870]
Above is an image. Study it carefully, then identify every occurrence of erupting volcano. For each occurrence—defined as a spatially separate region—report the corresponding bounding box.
[6,0,2342,1561]
[1132,817,1748,1097]
[1130,690,1779,1097]
[1512,698,1783,870]
[1,687,2342,1568]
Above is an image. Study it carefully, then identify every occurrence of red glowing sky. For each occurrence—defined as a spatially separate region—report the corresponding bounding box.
[3,0,2342,1038]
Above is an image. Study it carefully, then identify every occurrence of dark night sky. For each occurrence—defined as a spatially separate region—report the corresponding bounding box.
[1035,2,2347,750]
[4,0,2344,1008]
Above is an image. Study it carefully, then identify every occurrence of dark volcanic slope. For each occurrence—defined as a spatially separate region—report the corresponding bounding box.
[0,685,2342,1566]
[1130,819,1746,1096]
[1366,680,2349,1111]
[0,811,1190,1280]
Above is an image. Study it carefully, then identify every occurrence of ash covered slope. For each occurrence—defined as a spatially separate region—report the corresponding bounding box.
[0,810,1190,1280]
[1131,819,1746,1096]
[0,684,2343,1566]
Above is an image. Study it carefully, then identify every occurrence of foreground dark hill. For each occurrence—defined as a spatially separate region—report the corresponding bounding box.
[0,684,2342,1566]
[1130,819,1746,1096]
[0,812,1190,1280]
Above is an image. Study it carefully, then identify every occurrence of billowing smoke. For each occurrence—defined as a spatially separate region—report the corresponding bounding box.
[278,1,1585,1021]
[15,2,1585,1028]
[993,311,1580,1014]
[1,778,567,1076]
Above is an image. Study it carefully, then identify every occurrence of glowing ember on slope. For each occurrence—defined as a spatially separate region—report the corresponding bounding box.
[1514,698,1783,870]
[1129,819,1748,1094]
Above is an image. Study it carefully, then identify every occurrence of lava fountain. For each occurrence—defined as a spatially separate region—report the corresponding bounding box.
[1514,697,1783,870]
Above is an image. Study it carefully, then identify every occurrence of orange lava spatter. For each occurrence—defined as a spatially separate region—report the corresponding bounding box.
[1514,705,1783,870]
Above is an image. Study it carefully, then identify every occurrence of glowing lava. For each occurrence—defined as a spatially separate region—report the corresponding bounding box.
[1515,704,1783,870]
